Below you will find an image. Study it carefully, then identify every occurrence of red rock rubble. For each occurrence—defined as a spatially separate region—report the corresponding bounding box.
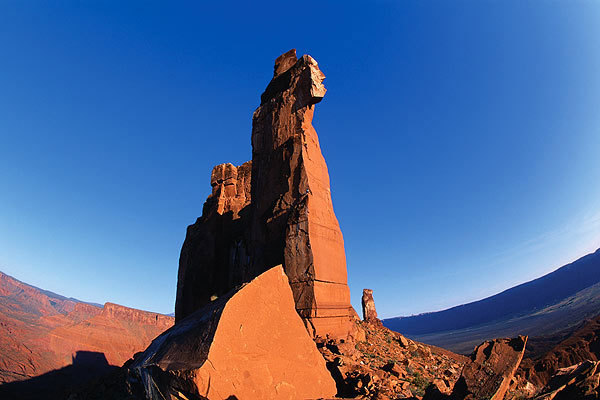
[532,360,600,400]
[318,320,468,399]
[509,314,600,399]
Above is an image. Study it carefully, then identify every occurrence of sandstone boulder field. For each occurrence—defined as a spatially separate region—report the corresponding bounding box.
[509,313,600,398]
[531,360,600,400]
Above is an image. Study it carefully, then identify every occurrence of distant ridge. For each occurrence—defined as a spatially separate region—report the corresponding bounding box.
[0,270,103,308]
[0,269,173,387]
[384,248,600,336]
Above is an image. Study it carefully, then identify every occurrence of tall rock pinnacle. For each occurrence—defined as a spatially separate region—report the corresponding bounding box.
[176,49,354,339]
[362,289,380,324]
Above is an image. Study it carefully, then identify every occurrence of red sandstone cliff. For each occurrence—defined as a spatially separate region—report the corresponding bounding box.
[0,271,173,384]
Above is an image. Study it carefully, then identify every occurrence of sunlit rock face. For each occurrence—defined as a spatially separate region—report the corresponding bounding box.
[451,336,527,400]
[134,266,337,400]
[175,49,354,339]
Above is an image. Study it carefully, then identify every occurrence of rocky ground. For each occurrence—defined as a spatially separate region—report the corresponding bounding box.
[43,301,600,400]
[318,320,467,399]
[507,313,600,400]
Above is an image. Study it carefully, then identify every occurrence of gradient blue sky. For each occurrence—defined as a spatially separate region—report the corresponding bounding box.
[1,1,599,318]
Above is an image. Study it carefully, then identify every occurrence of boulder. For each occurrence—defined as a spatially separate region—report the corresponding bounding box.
[534,360,600,400]
[133,266,337,400]
[451,336,527,400]
[383,361,406,378]
[175,49,354,339]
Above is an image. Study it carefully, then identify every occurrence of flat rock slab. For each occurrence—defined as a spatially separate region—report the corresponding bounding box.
[132,266,337,400]
[451,336,527,400]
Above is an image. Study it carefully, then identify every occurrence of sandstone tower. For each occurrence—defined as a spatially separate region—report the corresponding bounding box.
[175,49,354,339]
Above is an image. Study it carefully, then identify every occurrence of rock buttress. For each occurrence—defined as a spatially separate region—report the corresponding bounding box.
[176,161,252,320]
[175,49,354,339]
[249,49,353,338]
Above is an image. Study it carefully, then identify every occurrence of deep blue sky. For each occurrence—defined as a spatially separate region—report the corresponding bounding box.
[1,2,599,318]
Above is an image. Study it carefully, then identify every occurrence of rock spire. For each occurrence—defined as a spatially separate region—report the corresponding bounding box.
[175,49,354,339]
[362,288,379,324]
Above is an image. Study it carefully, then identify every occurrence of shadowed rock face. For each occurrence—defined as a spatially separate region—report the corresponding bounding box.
[509,313,600,397]
[532,360,600,400]
[176,161,252,319]
[134,266,337,400]
[175,49,354,339]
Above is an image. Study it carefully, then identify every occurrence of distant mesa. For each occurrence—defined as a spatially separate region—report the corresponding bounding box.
[0,270,173,386]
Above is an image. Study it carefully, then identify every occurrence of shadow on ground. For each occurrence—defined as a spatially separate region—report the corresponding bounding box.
[0,350,118,400]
